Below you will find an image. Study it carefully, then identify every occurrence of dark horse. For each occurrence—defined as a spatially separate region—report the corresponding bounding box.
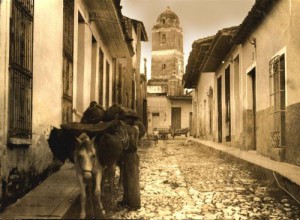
[48,119,140,219]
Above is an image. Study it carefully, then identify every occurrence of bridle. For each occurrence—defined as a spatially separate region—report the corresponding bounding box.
[82,169,93,174]
[80,154,96,174]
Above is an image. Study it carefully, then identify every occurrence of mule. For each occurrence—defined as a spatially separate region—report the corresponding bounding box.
[48,119,141,218]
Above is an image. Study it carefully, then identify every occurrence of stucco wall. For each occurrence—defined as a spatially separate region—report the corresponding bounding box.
[285,1,300,165]
[0,0,128,207]
[147,95,192,135]
[212,1,300,165]
[0,0,10,145]
[194,72,214,140]
[0,0,64,206]
[147,96,170,132]
[169,99,192,130]
[240,0,297,157]
[73,0,114,113]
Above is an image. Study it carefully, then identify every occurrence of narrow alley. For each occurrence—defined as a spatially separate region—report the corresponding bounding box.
[64,138,300,220]
[2,1,300,219]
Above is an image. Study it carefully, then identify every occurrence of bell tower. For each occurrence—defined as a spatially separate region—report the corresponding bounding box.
[150,6,184,96]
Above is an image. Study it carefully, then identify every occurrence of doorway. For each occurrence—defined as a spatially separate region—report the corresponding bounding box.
[249,68,256,150]
[171,107,181,130]
[225,66,231,141]
[76,12,85,113]
[217,77,222,142]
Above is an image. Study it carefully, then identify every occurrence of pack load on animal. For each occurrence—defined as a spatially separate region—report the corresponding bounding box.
[47,102,144,218]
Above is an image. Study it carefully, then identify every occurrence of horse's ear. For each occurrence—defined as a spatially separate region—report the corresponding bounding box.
[75,136,82,144]
[91,136,96,144]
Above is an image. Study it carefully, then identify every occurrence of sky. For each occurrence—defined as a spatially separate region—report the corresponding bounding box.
[121,0,255,79]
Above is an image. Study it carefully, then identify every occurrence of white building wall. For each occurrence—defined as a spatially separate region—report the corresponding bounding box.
[73,0,114,115]
[147,95,192,134]
[0,0,64,179]
[170,99,192,129]
[0,0,11,145]
[147,96,170,132]
[194,72,214,139]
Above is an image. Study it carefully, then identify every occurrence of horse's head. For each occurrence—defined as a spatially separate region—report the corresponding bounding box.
[74,133,96,182]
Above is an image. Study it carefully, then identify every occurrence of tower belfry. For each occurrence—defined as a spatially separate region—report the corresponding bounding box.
[149,6,184,96]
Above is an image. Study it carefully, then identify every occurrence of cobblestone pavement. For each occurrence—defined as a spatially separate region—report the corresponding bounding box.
[65,138,300,219]
[110,139,300,220]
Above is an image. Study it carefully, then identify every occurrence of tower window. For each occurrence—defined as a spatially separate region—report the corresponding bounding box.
[162,18,166,24]
[162,64,166,70]
[162,34,166,44]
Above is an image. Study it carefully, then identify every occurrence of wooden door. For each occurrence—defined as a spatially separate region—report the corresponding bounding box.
[171,107,181,130]
[217,77,222,142]
[225,66,231,141]
[249,68,257,150]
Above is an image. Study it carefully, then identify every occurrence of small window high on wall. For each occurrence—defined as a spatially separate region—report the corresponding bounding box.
[269,54,286,147]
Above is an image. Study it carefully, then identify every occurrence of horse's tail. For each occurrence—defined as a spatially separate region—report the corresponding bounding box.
[134,120,146,139]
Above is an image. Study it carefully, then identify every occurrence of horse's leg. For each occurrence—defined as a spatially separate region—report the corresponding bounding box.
[107,164,117,209]
[78,175,87,219]
[118,159,123,189]
[94,168,105,218]
[119,164,123,188]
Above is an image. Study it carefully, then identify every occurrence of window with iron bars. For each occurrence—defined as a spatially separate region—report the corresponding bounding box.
[9,0,34,138]
[269,54,286,148]
[105,61,110,108]
[98,48,104,106]
[62,0,74,124]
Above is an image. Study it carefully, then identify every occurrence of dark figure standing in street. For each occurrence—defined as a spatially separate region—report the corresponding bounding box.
[153,127,159,146]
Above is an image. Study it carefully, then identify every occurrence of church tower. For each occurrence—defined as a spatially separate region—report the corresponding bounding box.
[150,6,184,96]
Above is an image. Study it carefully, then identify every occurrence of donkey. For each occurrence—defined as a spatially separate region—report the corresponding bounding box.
[48,119,141,218]
[74,133,104,219]
[74,120,135,218]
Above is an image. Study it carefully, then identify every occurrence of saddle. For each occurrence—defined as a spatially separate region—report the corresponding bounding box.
[60,120,118,136]
[61,103,140,135]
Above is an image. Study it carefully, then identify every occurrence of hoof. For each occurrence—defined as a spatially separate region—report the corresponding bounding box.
[117,201,140,211]
[117,200,129,209]
[128,206,141,211]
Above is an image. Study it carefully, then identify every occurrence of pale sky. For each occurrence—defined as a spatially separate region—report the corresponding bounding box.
[121,0,255,79]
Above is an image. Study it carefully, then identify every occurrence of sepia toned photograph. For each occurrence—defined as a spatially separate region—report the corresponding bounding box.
[0,0,300,219]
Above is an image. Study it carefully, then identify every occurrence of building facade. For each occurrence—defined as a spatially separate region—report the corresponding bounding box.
[147,6,192,133]
[0,0,146,208]
[185,0,300,166]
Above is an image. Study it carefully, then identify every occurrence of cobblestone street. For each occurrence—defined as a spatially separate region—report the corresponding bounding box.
[65,138,300,219]
[112,139,300,220]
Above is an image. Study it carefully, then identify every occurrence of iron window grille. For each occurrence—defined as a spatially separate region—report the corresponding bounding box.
[99,49,104,106]
[105,61,110,108]
[62,0,74,124]
[269,54,286,147]
[9,0,34,138]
